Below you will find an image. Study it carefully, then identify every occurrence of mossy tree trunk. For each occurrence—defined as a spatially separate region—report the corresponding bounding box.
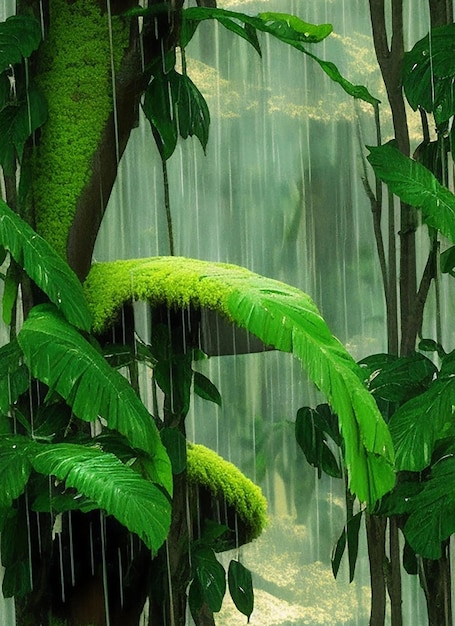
[23,0,179,282]
[13,1,182,624]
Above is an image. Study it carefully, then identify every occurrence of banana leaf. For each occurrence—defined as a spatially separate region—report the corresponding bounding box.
[84,257,395,506]
[26,438,171,553]
[17,304,172,494]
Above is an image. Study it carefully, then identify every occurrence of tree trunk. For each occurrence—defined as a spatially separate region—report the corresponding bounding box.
[388,518,403,626]
[365,514,387,626]
[421,541,452,626]
[368,1,454,624]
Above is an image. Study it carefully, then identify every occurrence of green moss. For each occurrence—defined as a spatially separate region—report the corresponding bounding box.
[187,443,268,539]
[83,256,260,334]
[32,0,128,257]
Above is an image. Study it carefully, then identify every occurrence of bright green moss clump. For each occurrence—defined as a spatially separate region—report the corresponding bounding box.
[33,0,128,257]
[84,256,259,333]
[187,443,268,540]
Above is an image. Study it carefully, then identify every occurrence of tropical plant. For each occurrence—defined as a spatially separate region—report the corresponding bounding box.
[0,2,395,626]
[365,7,455,625]
[295,3,455,626]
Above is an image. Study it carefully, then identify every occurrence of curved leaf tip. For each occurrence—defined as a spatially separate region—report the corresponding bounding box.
[0,199,92,331]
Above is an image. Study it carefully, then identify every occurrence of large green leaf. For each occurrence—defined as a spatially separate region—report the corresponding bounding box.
[134,6,330,53]
[367,142,455,244]
[27,440,171,553]
[402,24,455,125]
[143,70,178,160]
[0,199,91,331]
[176,73,210,152]
[1,508,31,597]
[17,304,172,494]
[0,15,42,72]
[180,8,379,107]
[84,257,395,506]
[227,280,395,506]
[404,456,455,559]
[389,376,455,471]
[361,352,436,404]
[161,427,187,475]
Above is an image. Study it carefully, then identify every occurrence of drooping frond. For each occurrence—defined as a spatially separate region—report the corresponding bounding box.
[17,303,172,495]
[84,257,395,506]
[26,438,171,553]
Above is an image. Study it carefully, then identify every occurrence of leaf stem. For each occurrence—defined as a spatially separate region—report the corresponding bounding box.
[161,155,175,256]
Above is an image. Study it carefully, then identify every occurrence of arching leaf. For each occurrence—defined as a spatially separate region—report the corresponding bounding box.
[0,200,91,331]
[179,8,378,107]
[367,142,455,244]
[227,280,394,506]
[297,48,380,106]
[17,304,172,494]
[181,7,331,51]
[27,440,171,553]
[84,257,395,506]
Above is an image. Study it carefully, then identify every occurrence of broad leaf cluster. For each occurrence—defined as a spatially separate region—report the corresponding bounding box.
[0,204,173,597]
[364,21,455,563]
